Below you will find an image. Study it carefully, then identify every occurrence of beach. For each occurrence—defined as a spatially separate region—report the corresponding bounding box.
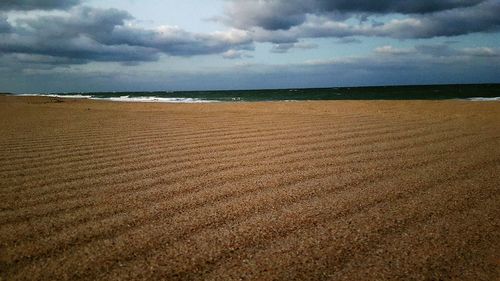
[0,95,499,280]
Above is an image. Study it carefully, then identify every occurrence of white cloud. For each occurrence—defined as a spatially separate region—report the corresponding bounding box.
[461,47,499,57]
[375,45,415,55]
[222,49,252,59]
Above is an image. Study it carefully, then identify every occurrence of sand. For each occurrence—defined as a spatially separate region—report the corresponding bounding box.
[0,95,499,280]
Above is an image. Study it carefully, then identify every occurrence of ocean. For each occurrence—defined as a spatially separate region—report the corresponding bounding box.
[17,84,500,103]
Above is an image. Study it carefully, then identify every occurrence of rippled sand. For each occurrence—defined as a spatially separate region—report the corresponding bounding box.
[1,96,499,280]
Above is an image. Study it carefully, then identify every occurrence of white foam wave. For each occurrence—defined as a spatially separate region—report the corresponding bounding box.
[103,96,218,103]
[17,93,93,99]
[15,94,219,103]
[467,97,500,101]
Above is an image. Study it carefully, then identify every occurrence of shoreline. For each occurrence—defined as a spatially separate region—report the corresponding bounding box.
[5,93,500,104]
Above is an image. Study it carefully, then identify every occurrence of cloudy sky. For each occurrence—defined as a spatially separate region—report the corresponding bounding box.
[1,0,499,93]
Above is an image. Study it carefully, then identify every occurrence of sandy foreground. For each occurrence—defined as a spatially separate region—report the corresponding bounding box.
[0,95,499,280]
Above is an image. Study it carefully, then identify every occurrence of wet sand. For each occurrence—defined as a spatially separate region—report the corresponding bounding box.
[0,95,499,280]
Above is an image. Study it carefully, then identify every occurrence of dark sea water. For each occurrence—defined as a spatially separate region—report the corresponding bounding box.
[20,84,500,103]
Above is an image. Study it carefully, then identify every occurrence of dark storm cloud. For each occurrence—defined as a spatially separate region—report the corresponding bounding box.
[0,7,157,63]
[374,0,500,38]
[247,0,500,43]
[319,0,485,14]
[18,6,133,42]
[0,6,252,65]
[0,0,80,11]
[0,15,11,33]
[224,0,486,31]
[222,0,500,44]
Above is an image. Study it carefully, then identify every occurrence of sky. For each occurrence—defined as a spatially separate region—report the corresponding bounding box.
[0,0,499,93]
